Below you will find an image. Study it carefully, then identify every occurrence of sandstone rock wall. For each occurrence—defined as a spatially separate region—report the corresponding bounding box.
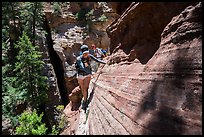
[106,2,197,64]
[85,2,202,135]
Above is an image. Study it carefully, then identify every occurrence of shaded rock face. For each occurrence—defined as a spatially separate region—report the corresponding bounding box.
[106,2,197,64]
[107,2,132,15]
[86,2,202,135]
[36,30,61,127]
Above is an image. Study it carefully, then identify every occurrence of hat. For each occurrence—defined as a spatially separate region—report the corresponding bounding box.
[81,45,88,51]
[80,45,89,54]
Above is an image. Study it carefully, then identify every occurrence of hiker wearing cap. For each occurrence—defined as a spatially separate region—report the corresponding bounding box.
[75,44,106,110]
[91,44,106,72]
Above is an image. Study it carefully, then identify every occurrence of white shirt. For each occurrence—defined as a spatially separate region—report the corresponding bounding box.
[94,48,103,58]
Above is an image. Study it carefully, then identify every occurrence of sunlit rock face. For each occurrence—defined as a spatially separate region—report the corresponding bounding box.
[86,2,201,135]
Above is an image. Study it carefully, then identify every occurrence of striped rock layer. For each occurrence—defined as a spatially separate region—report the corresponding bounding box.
[85,2,202,135]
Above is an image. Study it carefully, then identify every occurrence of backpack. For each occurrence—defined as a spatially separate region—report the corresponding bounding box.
[95,48,106,58]
[101,49,107,56]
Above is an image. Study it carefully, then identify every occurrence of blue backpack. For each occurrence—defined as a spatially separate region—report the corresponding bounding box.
[101,49,107,56]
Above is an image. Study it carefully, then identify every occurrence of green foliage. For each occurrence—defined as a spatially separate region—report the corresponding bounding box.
[56,105,64,111]
[19,2,45,39]
[14,32,48,108]
[2,2,48,133]
[2,42,8,64]
[15,109,47,135]
[2,2,46,77]
[9,115,19,128]
[85,9,94,21]
[52,2,62,16]
[49,125,59,135]
[2,2,20,29]
[2,3,20,75]
[75,7,108,33]
[54,105,67,132]
[75,10,87,20]
[2,73,24,127]
[2,79,26,114]
[58,114,66,130]
[98,14,107,22]
[2,38,20,128]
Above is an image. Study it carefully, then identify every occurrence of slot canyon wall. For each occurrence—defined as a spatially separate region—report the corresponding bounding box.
[85,2,202,135]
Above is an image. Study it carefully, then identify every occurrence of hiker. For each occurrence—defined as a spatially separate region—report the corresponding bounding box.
[91,44,105,60]
[90,44,106,72]
[75,44,106,110]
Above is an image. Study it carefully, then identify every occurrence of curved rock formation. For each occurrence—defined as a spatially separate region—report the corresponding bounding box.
[106,2,197,64]
[85,2,202,135]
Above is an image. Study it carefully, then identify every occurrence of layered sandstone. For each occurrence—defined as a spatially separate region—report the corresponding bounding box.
[106,2,197,64]
[84,2,202,135]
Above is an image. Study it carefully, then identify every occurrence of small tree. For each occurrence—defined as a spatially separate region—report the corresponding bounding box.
[19,2,45,45]
[14,31,48,108]
[15,109,47,135]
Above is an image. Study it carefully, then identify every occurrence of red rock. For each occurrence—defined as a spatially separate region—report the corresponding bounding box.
[68,86,83,103]
[61,86,82,135]
[106,2,197,64]
[86,2,202,135]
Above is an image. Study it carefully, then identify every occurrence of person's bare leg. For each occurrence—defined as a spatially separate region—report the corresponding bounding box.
[83,75,92,102]
[77,77,84,99]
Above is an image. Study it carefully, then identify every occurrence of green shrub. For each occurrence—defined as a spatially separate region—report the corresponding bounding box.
[56,105,64,111]
[85,9,94,21]
[54,105,67,133]
[75,10,86,20]
[15,109,47,135]
[49,125,59,135]
[98,14,107,22]
[52,2,62,16]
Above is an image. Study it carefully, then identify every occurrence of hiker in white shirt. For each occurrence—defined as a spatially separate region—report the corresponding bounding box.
[90,44,105,72]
